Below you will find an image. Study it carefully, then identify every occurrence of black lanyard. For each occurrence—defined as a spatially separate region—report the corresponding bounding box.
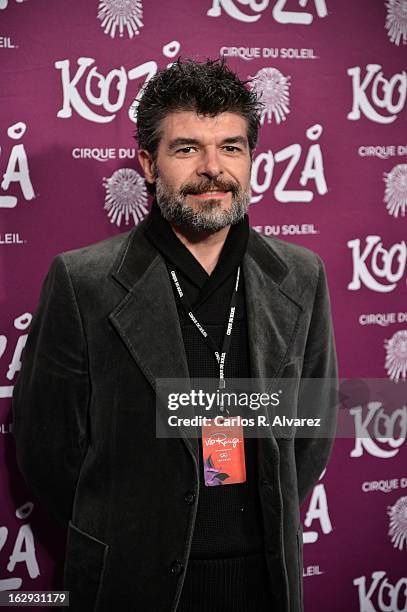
[167,263,240,389]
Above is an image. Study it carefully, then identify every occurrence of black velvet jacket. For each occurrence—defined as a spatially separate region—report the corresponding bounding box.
[12,208,339,612]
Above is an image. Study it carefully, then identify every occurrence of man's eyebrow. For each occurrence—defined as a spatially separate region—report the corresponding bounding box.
[167,136,248,150]
[167,138,201,150]
[221,136,248,147]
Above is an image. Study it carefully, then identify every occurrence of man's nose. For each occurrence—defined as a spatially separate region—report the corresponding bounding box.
[196,148,223,178]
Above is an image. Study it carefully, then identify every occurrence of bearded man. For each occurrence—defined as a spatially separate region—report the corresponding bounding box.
[12,58,338,612]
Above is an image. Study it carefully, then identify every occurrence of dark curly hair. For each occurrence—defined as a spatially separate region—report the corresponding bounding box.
[135,57,262,163]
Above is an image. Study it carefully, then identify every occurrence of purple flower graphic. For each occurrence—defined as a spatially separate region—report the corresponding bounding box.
[204,454,230,486]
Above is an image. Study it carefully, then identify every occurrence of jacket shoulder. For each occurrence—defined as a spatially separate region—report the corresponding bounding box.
[254,231,321,273]
[250,231,323,308]
[258,234,320,267]
[61,229,132,262]
[57,229,134,281]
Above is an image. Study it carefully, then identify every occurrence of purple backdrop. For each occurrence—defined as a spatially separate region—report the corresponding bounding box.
[1,1,406,610]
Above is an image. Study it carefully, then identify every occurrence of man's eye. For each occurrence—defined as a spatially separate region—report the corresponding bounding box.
[223,146,241,153]
[176,147,196,154]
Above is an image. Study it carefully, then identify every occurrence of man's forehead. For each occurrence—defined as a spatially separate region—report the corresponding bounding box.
[160,110,248,140]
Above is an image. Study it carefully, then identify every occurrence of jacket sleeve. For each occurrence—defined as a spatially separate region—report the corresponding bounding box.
[12,254,90,527]
[295,254,339,507]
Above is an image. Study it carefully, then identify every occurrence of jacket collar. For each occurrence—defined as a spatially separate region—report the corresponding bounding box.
[110,212,289,292]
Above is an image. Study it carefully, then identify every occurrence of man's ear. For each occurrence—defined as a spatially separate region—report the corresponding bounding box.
[137,149,156,186]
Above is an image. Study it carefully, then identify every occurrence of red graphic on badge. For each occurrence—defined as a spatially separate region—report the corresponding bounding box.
[202,419,246,486]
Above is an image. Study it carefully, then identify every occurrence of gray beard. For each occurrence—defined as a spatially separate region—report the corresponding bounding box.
[155,179,251,232]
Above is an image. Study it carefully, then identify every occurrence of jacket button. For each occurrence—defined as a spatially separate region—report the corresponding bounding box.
[170,560,184,575]
[184,490,196,505]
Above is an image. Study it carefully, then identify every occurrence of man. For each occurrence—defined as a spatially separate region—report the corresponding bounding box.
[12,58,339,612]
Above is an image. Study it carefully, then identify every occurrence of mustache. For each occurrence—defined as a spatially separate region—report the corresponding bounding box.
[179,179,240,197]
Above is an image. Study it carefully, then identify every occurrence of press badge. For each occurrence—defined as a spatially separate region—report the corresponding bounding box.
[202,418,246,486]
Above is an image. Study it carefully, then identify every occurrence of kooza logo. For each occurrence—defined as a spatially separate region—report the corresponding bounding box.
[0,122,34,209]
[350,401,406,458]
[384,164,407,218]
[0,312,31,399]
[0,502,40,590]
[55,57,155,124]
[388,496,407,550]
[103,168,148,227]
[55,42,180,124]
[353,571,407,612]
[385,329,407,383]
[250,123,327,204]
[385,0,407,46]
[347,236,406,293]
[207,0,328,25]
[347,64,406,124]
[248,67,290,125]
[302,469,333,544]
[97,0,144,39]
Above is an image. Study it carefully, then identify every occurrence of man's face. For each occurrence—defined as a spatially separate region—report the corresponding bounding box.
[139,111,252,231]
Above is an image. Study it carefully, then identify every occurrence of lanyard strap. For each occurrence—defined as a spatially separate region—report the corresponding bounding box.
[167,263,240,389]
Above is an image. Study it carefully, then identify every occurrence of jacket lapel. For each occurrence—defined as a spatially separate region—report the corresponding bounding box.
[108,222,198,461]
[243,229,303,482]
[243,230,303,382]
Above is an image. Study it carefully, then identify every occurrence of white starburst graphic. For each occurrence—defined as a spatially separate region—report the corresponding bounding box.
[103,168,148,226]
[0,0,26,9]
[248,67,290,125]
[384,330,407,383]
[384,164,407,218]
[388,496,407,550]
[385,0,407,45]
[97,0,143,39]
